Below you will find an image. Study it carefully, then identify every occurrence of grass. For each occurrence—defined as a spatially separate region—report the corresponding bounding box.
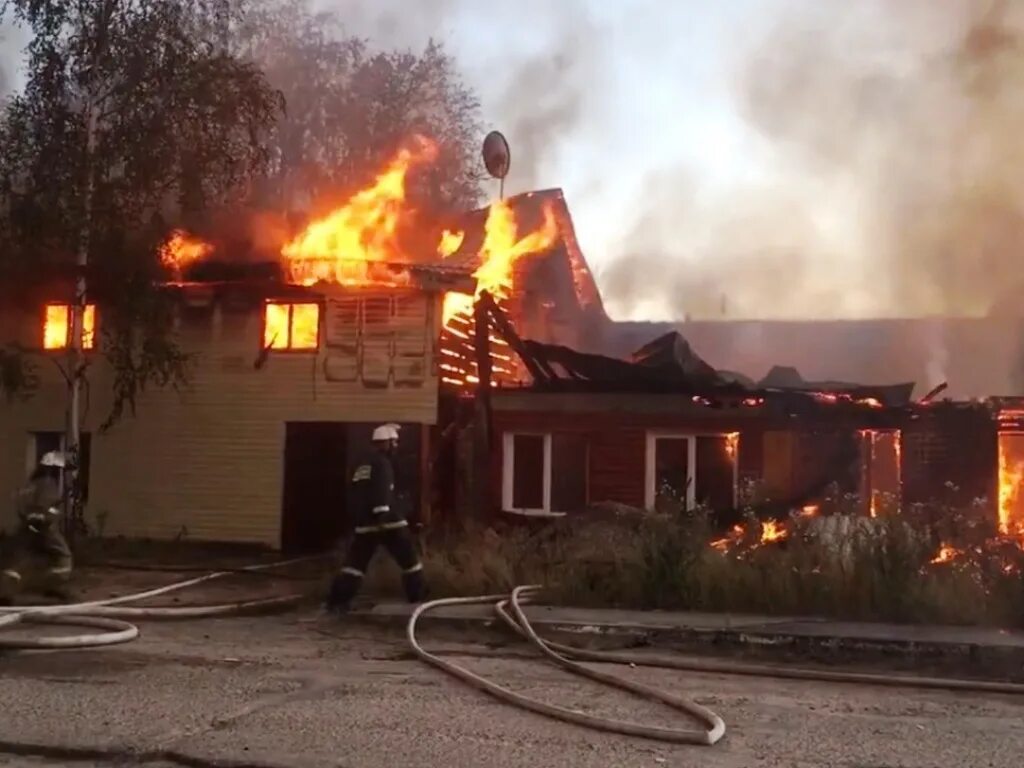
[415,491,1024,628]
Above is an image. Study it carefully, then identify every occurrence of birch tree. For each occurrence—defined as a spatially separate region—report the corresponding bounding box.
[0,0,282,540]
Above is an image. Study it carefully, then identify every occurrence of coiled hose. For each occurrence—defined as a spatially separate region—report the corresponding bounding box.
[0,556,319,650]
[409,585,1024,748]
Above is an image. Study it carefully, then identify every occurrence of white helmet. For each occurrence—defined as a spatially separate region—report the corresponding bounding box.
[371,424,400,442]
[40,451,67,468]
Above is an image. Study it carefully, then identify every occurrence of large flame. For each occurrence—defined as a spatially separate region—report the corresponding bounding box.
[439,198,560,390]
[282,137,438,286]
[442,198,559,325]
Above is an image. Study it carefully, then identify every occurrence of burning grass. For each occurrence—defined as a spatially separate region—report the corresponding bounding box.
[414,489,1024,628]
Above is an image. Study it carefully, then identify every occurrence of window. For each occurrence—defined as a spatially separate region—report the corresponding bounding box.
[29,431,92,504]
[644,432,739,511]
[502,432,588,514]
[263,302,320,350]
[43,304,96,350]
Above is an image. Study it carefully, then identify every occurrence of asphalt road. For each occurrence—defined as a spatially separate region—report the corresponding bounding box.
[1,613,1023,768]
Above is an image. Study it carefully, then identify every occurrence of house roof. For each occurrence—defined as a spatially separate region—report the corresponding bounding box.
[498,316,917,409]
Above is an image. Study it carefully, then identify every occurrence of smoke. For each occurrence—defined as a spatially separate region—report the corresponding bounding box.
[596,0,1024,323]
[311,0,610,192]
[729,0,1024,319]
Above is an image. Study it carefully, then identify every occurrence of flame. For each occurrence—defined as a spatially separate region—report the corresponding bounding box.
[160,230,213,278]
[800,504,820,517]
[439,197,561,388]
[44,304,96,350]
[997,434,1024,541]
[281,137,437,287]
[725,432,740,460]
[438,229,464,258]
[761,519,788,544]
[930,544,961,564]
[710,525,745,552]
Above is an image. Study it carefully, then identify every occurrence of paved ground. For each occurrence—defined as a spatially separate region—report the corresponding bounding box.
[2,609,1024,768]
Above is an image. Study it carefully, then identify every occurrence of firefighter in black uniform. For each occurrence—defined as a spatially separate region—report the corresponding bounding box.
[325,424,427,613]
[0,451,73,605]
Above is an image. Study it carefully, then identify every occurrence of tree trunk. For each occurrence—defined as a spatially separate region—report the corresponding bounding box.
[65,98,98,550]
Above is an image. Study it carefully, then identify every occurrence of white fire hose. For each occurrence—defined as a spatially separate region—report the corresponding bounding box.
[0,556,318,650]
[6,560,1024,749]
[409,585,1024,748]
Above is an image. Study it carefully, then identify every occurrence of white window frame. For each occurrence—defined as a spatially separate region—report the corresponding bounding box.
[644,432,740,511]
[502,432,582,517]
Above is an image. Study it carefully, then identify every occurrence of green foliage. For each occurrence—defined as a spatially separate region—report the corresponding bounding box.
[0,0,283,429]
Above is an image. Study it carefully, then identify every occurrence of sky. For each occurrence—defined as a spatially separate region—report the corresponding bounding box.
[2,1,1021,323]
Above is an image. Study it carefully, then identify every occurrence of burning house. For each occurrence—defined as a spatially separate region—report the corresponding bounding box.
[2,134,1024,557]
[0,139,581,551]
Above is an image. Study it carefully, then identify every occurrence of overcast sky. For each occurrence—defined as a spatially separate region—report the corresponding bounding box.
[3,1,1018,322]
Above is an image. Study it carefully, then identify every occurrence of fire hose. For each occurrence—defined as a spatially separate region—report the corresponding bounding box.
[408,585,1024,748]
[0,556,320,650]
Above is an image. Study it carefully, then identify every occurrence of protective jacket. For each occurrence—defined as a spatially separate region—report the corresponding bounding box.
[350,450,398,528]
[1,476,72,600]
[16,477,70,558]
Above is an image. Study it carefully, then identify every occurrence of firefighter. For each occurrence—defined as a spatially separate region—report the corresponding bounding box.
[0,451,74,605]
[325,424,427,614]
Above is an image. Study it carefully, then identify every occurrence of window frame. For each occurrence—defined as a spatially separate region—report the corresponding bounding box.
[644,431,740,511]
[42,302,98,352]
[501,431,588,516]
[262,300,321,353]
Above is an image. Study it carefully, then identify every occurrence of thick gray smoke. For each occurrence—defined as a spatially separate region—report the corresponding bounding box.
[605,0,1024,322]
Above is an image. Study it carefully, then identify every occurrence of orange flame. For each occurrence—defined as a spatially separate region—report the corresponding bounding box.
[281,137,437,287]
[930,544,961,565]
[442,199,559,326]
[438,229,465,258]
[761,519,788,544]
[160,230,213,279]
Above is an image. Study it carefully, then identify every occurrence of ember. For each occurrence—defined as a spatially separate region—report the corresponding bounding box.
[281,136,437,287]
[930,544,961,565]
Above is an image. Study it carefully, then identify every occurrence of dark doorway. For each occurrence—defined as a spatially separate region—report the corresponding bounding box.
[281,422,349,554]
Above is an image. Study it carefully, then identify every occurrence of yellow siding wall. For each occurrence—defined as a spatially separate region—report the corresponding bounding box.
[0,287,442,548]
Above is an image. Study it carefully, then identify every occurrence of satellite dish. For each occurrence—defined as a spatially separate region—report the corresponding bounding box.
[482,130,511,180]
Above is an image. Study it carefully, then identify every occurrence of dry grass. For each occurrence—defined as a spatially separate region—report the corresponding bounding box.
[417,497,1024,628]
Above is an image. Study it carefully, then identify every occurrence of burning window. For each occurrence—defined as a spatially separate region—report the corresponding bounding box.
[859,429,902,517]
[43,304,97,350]
[263,302,320,351]
[502,432,588,513]
[998,431,1024,542]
